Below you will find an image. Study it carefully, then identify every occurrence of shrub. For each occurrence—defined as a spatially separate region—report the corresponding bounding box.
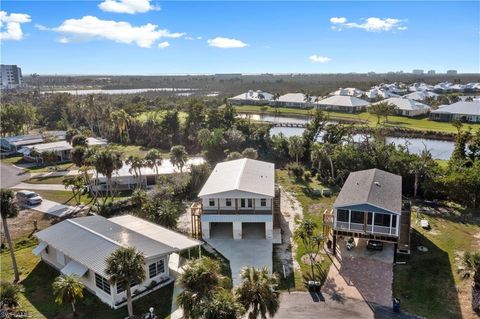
[465,252,480,270]
[286,162,304,181]
[0,281,21,308]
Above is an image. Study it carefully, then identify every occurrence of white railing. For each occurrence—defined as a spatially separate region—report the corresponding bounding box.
[334,221,398,236]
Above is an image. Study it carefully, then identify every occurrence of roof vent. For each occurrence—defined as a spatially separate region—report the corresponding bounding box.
[374,181,381,187]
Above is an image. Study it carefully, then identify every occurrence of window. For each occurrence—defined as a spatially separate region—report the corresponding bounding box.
[226,198,232,207]
[149,260,165,278]
[337,209,349,222]
[95,273,111,295]
[116,279,138,294]
[392,215,397,228]
[374,214,391,227]
[247,199,253,208]
[350,211,364,224]
[240,199,246,208]
[260,199,267,207]
[209,199,215,207]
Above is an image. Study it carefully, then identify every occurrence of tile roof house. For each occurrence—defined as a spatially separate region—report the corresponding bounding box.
[33,215,201,309]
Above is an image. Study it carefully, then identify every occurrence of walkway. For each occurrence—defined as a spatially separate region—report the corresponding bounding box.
[11,182,66,191]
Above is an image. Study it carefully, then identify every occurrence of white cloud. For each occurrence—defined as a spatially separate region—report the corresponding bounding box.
[53,16,185,48]
[330,17,346,24]
[196,36,202,40]
[58,37,70,44]
[34,24,49,31]
[309,55,332,63]
[329,16,407,32]
[0,10,31,41]
[207,37,247,48]
[98,0,159,14]
[158,41,169,48]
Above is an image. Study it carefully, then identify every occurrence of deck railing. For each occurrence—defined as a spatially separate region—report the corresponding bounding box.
[335,221,397,236]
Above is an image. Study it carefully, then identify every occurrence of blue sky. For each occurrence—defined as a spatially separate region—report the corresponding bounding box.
[1,1,479,75]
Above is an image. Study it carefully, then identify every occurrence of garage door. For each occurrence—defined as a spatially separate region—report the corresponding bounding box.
[210,222,233,239]
[242,223,266,239]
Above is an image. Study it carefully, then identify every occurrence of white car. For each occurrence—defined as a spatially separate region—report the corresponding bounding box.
[16,190,43,206]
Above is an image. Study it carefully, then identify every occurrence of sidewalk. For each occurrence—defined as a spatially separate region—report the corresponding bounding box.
[11,182,67,191]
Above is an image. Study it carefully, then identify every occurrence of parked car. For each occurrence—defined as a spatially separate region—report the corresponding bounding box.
[16,190,43,206]
[367,240,383,250]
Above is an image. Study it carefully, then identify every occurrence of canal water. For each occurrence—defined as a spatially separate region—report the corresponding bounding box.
[240,113,455,160]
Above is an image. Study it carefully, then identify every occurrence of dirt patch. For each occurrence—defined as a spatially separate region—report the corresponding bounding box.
[300,253,324,265]
[177,201,194,234]
[5,209,55,240]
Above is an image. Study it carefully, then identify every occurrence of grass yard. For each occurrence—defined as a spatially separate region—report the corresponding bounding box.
[235,105,480,134]
[0,237,174,319]
[25,176,66,184]
[393,205,480,319]
[275,169,338,291]
[109,143,173,158]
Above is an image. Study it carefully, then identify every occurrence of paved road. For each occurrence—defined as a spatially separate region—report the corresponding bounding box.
[0,161,30,188]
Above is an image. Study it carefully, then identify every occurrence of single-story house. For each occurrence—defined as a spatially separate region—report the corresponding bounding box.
[33,214,201,309]
[316,95,370,113]
[197,158,280,240]
[330,87,365,97]
[373,97,431,117]
[365,88,399,100]
[0,131,66,153]
[93,157,205,192]
[403,91,438,101]
[273,93,317,108]
[328,168,411,256]
[429,101,480,123]
[228,90,273,105]
[19,137,107,163]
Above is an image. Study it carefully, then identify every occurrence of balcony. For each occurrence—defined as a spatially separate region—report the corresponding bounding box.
[202,209,272,215]
[335,221,398,236]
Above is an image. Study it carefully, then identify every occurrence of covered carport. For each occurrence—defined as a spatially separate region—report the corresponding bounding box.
[210,222,234,239]
[242,222,266,239]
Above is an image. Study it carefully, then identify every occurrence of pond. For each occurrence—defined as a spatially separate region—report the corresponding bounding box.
[41,88,197,95]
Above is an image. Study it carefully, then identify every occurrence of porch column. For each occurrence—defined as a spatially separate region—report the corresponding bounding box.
[233,222,242,240]
[265,222,273,240]
[348,209,351,231]
[389,214,393,235]
[332,235,337,256]
[217,199,220,213]
[235,199,238,214]
[372,212,376,233]
[201,221,210,239]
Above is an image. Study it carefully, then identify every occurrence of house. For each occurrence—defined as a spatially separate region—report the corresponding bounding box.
[273,93,317,108]
[429,101,480,123]
[19,137,107,163]
[325,169,411,256]
[228,90,273,105]
[0,131,66,153]
[403,91,438,101]
[316,95,370,113]
[373,97,431,117]
[196,158,280,240]
[33,214,201,309]
[93,157,205,192]
[365,87,399,100]
[330,87,365,97]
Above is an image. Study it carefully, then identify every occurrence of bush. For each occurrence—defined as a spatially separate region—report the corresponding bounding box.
[0,281,21,308]
[465,252,480,270]
[286,162,304,181]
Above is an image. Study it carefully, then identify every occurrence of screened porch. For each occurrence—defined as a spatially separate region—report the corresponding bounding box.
[334,208,399,236]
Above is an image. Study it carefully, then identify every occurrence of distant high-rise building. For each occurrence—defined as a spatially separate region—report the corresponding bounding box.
[446,70,458,75]
[412,69,424,75]
[427,70,436,75]
[1,64,23,90]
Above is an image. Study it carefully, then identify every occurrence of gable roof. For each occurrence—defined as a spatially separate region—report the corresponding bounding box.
[431,101,480,116]
[230,90,273,101]
[376,98,430,111]
[35,215,177,276]
[317,95,370,107]
[334,168,402,214]
[278,93,317,103]
[198,158,275,197]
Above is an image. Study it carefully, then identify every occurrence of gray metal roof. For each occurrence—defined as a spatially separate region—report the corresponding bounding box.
[334,168,402,214]
[374,98,430,111]
[431,101,480,116]
[317,95,370,107]
[35,215,177,276]
[198,158,275,198]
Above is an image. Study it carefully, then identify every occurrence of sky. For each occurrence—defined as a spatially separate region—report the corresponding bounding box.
[1,0,479,75]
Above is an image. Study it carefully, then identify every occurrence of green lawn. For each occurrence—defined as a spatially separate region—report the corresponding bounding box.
[235,105,480,134]
[109,143,173,158]
[393,205,480,319]
[25,176,66,185]
[1,237,174,319]
[275,169,337,291]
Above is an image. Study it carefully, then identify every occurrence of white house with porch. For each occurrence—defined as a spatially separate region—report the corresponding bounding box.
[197,158,277,240]
[327,168,411,256]
[33,214,201,309]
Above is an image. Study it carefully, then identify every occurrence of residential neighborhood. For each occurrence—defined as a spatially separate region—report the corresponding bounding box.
[1,1,479,319]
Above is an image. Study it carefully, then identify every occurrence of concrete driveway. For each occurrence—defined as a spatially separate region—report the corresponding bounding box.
[22,199,79,217]
[205,237,272,286]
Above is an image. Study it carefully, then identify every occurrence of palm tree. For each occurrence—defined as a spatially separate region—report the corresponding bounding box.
[288,136,305,164]
[0,189,19,282]
[235,267,280,319]
[111,109,132,143]
[105,247,146,318]
[94,149,123,197]
[311,143,335,179]
[52,274,84,316]
[144,149,163,177]
[177,257,224,319]
[204,290,244,319]
[170,145,188,173]
[126,155,145,188]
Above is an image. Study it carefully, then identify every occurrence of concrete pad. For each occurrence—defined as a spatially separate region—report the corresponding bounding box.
[12,182,66,191]
[337,238,394,264]
[205,238,272,286]
[23,199,78,217]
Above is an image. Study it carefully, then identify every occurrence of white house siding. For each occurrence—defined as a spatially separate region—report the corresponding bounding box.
[201,197,272,211]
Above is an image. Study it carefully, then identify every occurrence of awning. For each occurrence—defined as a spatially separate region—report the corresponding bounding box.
[32,241,48,256]
[61,260,89,277]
